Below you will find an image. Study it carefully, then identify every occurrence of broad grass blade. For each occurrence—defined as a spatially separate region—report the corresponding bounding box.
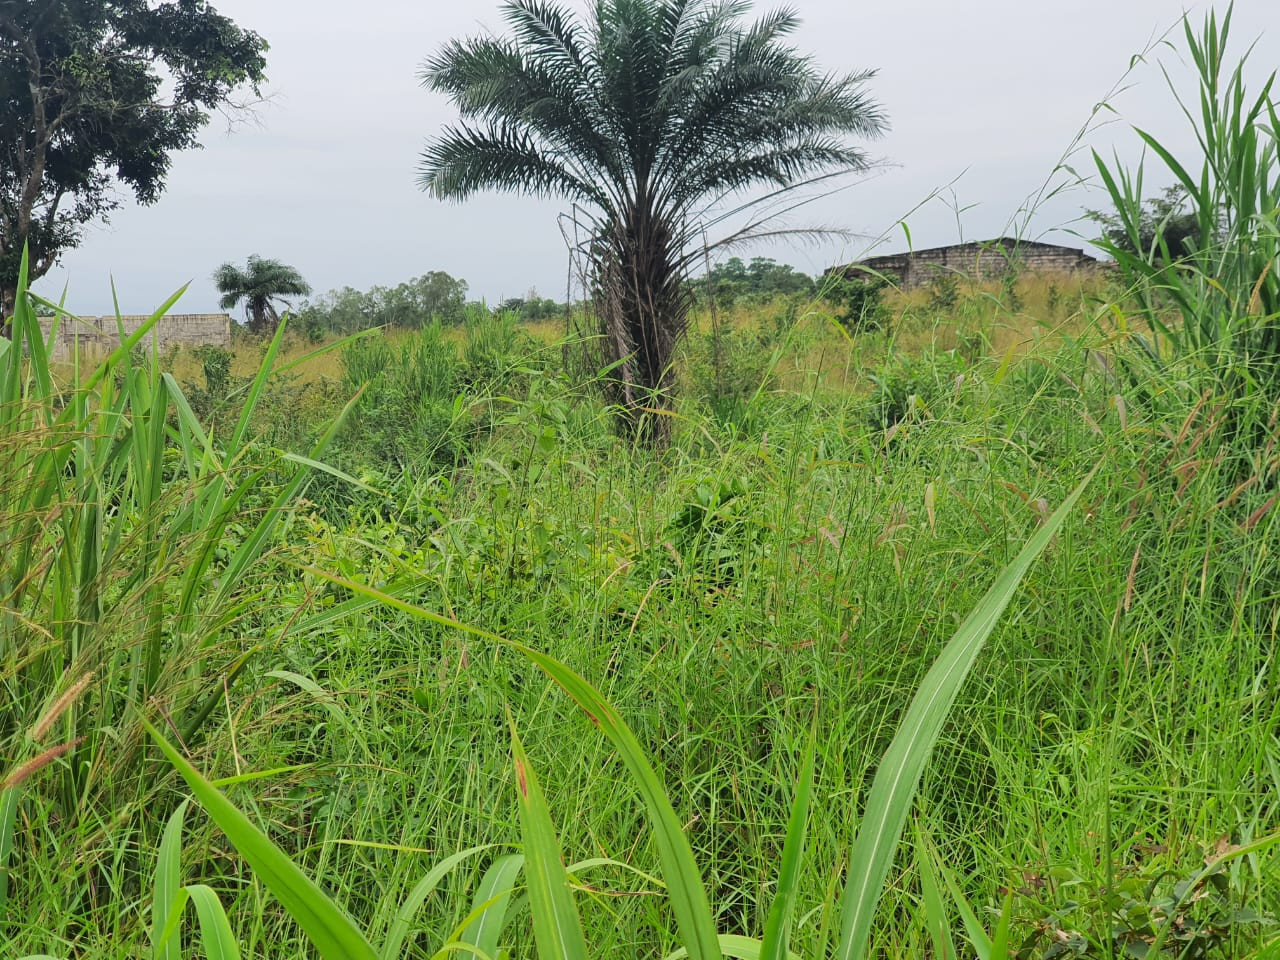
[379,846,494,960]
[914,823,958,960]
[760,715,818,960]
[504,647,722,960]
[989,891,1014,960]
[186,885,242,960]
[153,800,190,960]
[144,719,379,960]
[508,720,589,960]
[300,570,723,960]
[0,786,18,923]
[833,468,1097,960]
[456,854,523,959]
[926,835,992,960]
[666,934,799,960]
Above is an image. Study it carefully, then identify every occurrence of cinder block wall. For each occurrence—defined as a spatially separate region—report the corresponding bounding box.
[37,314,231,359]
[894,246,1098,287]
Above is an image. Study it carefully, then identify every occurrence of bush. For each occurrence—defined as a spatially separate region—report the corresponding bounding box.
[338,324,471,474]
[867,346,968,430]
[825,274,890,331]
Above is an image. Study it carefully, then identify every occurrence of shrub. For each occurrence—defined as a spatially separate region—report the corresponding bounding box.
[826,274,890,331]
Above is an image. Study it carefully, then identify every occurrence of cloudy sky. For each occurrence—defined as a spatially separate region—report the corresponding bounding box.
[38,0,1278,316]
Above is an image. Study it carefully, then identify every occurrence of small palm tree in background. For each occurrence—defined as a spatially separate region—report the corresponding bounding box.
[213,255,312,336]
[419,0,886,440]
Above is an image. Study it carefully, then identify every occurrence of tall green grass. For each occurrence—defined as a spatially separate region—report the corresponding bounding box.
[1095,3,1279,408]
[0,251,356,949]
[4,7,1279,958]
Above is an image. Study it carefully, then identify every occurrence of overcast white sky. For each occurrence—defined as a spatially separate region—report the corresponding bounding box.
[38,0,1278,315]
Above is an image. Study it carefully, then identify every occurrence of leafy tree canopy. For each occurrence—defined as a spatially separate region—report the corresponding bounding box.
[0,0,268,304]
[298,271,470,336]
[697,256,816,307]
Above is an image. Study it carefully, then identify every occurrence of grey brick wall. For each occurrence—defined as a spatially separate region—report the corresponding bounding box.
[38,313,231,359]
[830,238,1104,290]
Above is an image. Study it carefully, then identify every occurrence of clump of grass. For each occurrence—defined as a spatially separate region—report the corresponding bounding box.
[0,251,356,949]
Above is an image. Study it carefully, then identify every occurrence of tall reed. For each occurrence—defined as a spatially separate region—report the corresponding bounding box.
[0,251,355,938]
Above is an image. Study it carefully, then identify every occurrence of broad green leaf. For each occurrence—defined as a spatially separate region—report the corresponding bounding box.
[915,823,958,960]
[509,720,588,960]
[380,846,495,960]
[760,715,818,960]
[989,891,1014,960]
[511,649,723,960]
[666,934,800,960]
[143,719,379,960]
[153,800,190,960]
[0,786,19,923]
[833,468,1097,960]
[455,854,523,959]
[186,885,241,960]
[300,569,721,960]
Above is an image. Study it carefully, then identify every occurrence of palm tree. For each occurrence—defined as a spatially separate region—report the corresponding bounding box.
[213,256,312,336]
[419,0,885,439]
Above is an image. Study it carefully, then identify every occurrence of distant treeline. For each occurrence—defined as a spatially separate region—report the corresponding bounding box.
[295,257,821,335]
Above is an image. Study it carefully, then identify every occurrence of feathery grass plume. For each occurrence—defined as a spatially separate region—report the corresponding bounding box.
[28,674,94,744]
[3,739,86,790]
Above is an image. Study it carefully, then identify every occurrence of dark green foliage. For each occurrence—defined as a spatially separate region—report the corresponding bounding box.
[925,271,962,312]
[0,0,267,301]
[497,293,564,321]
[338,325,470,475]
[1019,843,1273,960]
[193,344,233,397]
[867,346,967,430]
[1085,185,1211,260]
[697,257,816,309]
[214,256,312,336]
[418,0,885,437]
[333,311,544,478]
[299,272,471,335]
[683,303,799,432]
[1090,5,1280,406]
[826,274,890,331]
[668,476,767,587]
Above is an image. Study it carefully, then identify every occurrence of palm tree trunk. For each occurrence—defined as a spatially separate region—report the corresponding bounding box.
[596,204,690,444]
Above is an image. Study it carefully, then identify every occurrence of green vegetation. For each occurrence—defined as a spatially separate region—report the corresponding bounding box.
[2,5,1278,960]
[214,256,314,337]
[418,0,885,438]
[698,258,818,310]
[299,272,472,337]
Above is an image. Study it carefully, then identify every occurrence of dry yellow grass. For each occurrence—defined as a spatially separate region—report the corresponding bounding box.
[53,271,1124,398]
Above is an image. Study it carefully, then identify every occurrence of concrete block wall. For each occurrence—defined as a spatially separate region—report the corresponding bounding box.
[832,239,1104,290]
[38,313,231,359]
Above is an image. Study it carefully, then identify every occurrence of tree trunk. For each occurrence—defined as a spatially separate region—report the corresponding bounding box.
[595,205,691,444]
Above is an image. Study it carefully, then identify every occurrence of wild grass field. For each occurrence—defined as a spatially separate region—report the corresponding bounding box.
[4,250,1279,960]
[3,8,1279,960]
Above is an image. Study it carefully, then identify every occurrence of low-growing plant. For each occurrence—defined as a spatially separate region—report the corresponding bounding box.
[866,345,969,430]
[825,274,891,331]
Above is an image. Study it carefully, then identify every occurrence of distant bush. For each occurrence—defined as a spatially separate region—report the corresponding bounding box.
[695,256,816,309]
[867,346,968,430]
[496,292,566,321]
[825,273,890,331]
[298,270,469,335]
[338,324,471,473]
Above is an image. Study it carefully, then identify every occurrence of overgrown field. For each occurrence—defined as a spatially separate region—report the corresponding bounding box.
[4,255,1279,959]
[4,11,1279,954]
